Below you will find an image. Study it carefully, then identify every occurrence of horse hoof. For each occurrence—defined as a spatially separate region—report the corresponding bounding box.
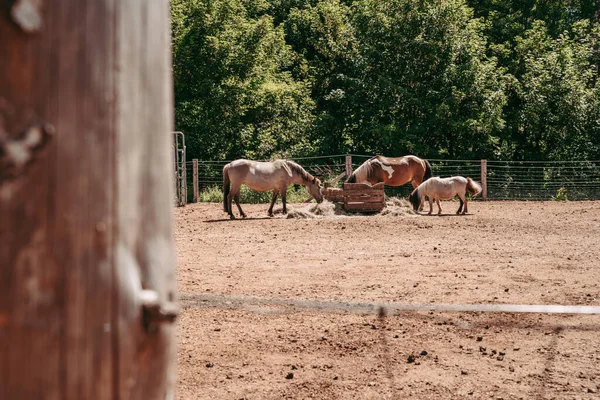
[268,213,274,218]
[241,214,247,218]
[229,215,236,220]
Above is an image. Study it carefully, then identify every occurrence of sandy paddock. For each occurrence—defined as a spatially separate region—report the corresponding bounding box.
[174,200,600,399]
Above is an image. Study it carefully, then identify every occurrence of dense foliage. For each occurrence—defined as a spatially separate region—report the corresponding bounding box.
[171,0,600,161]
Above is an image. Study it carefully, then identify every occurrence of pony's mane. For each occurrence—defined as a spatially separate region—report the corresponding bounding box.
[348,156,378,183]
[408,186,421,210]
[285,160,315,183]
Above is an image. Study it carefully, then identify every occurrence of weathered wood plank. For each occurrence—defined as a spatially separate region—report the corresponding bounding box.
[343,183,372,190]
[481,159,487,201]
[345,196,385,203]
[343,182,385,191]
[342,181,385,212]
[345,202,381,207]
[192,159,199,203]
[324,187,344,202]
[344,191,384,197]
[345,155,352,178]
[0,1,176,399]
[344,203,384,212]
[115,0,177,398]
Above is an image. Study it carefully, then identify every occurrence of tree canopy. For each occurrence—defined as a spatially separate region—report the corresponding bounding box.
[171,0,600,161]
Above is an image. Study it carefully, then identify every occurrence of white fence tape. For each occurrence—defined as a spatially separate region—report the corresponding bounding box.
[181,293,600,315]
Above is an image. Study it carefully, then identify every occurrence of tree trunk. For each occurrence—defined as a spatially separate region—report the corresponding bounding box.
[0,1,177,399]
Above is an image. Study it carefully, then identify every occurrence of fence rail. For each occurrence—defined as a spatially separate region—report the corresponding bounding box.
[182,293,600,316]
[178,155,600,204]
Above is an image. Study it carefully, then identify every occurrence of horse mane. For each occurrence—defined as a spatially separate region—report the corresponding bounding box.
[409,186,421,210]
[347,156,378,183]
[285,160,316,183]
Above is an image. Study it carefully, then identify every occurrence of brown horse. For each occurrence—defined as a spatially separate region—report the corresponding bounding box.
[346,155,432,188]
[223,159,323,219]
[409,176,482,215]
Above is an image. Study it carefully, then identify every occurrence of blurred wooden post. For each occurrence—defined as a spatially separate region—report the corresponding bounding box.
[0,1,177,399]
[345,155,352,178]
[481,159,488,200]
[192,159,199,203]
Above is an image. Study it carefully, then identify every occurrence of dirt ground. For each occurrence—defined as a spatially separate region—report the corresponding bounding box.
[174,199,600,399]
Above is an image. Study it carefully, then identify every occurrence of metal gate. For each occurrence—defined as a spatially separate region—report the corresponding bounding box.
[173,131,187,206]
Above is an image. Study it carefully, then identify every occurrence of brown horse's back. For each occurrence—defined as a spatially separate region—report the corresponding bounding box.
[364,155,429,187]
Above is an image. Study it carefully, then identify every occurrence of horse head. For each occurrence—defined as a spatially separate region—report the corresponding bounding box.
[307,177,324,203]
[409,188,420,211]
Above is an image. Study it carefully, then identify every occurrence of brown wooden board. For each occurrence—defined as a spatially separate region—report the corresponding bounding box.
[324,187,344,202]
[345,193,384,200]
[0,1,177,399]
[344,203,385,212]
[344,191,383,197]
[343,182,385,191]
[345,197,385,204]
[343,182,385,212]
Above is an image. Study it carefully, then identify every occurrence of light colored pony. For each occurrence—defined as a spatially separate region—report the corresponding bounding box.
[346,155,432,189]
[409,176,482,215]
[223,159,323,219]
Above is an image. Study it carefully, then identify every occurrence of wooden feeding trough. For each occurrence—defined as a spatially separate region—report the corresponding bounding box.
[321,172,385,213]
[343,182,385,213]
[323,182,344,203]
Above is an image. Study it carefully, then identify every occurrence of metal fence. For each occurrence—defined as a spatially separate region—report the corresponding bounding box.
[486,160,600,200]
[181,156,600,204]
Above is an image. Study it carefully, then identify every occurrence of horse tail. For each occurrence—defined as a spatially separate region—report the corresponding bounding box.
[423,159,433,182]
[223,164,231,212]
[466,177,482,197]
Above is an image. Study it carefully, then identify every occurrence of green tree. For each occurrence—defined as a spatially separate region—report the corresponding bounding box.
[513,20,600,160]
[284,0,361,154]
[350,0,507,158]
[171,0,315,160]
[171,0,600,162]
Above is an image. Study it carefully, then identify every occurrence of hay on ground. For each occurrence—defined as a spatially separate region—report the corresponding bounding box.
[283,200,348,219]
[380,196,417,217]
[275,196,416,219]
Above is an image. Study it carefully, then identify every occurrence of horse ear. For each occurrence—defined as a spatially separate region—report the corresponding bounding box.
[312,177,316,184]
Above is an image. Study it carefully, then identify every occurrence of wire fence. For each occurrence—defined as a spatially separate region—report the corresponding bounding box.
[486,160,600,200]
[183,156,600,202]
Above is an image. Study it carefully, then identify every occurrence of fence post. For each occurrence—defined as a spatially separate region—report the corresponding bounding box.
[481,159,488,201]
[0,1,177,396]
[345,155,352,178]
[192,159,199,203]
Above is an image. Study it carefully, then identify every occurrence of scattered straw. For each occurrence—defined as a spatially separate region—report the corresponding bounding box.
[380,197,418,217]
[274,196,416,219]
[283,200,348,219]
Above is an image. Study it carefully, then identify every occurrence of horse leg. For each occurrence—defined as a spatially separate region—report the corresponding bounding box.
[460,193,468,214]
[234,193,246,218]
[456,196,464,215]
[436,198,442,215]
[268,190,279,217]
[427,197,433,215]
[227,191,236,219]
[225,181,237,219]
[281,188,287,214]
